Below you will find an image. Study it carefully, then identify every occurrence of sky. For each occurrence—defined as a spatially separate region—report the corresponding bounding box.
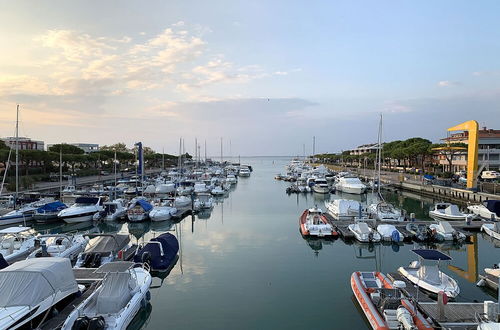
[0,0,499,156]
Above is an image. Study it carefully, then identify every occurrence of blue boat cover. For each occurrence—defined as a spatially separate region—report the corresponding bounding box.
[75,197,99,204]
[134,199,153,212]
[36,201,67,213]
[423,174,435,180]
[486,200,500,217]
[134,233,179,271]
[412,249,451,260]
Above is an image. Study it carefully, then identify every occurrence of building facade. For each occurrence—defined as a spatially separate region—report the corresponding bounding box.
[346,143,381,156]
[437,127,500,172]
[1,137,45,151]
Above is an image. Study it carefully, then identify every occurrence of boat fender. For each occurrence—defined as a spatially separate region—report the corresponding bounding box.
[146,290,151,301]
[72,316,90,330]
[396,307,417,330]
[118,249,124,260]
[391,230,401,242]
[476,278,486,287]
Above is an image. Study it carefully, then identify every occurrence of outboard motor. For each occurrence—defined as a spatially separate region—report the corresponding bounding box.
[56,237,64,245]
[34,239,41,249]
[0,253,8,270]
[88,316,106,329]
[41,242,49,257]
[72,316,90,330]
[92,253,102,268]
[82,254,92,268]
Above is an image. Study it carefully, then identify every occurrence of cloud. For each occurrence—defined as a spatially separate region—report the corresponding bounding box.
[437,80,461,87]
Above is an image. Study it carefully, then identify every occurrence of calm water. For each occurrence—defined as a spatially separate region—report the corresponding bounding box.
[36,157,500,329]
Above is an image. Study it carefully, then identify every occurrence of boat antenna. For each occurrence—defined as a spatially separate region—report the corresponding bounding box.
[0,146,13,196]
[59,147,63,200]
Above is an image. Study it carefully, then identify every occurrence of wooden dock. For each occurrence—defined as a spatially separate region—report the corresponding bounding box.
[418,302,494,329]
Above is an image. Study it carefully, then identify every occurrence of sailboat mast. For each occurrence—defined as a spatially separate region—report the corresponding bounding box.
[59,147,62,199]
[204,140,207,162]
[15,105,19,202]
[113,150,117,201]
[377,114,383,196]
[220,137,223,163]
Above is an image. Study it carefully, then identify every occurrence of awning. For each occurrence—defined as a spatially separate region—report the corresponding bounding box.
[412,249,452,261]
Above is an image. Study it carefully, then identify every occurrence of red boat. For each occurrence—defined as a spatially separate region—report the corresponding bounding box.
[299,207,338,237]
[351,271,434,330]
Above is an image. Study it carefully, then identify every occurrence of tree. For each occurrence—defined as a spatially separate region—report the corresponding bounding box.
[48,144,85,154]
[0,140,9,150]
[101,143,129,153]
[431,142,467,172]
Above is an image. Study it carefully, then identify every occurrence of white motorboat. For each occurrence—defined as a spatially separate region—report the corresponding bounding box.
[0,258,79,330]
[312,178,330,194]
[376,224,405,242]
[429,221,466,241]
[238,167,251,177]
[61,262,152,330]
[155,182,176,196]
[348,222,381,242]
[481,170,500,180]
[468,200,500,221]
[58,196,105,223]
[28,233,88,260]
[93,199,128,221]
[194,182,209,194]
[398,249,459,299]
[335,177,367,194]
[429,202,473,221]
[368,202,404,222]
[0,203,38,225]
[174,195,192,209]
[481,222,500,241]
[211,185,225,196]
[143,184,156,195]
[299,206,337,237]
[194,193,214,210]
[226,174,238,184]
[149,200,177,222]
[74,233,132,268]
[0,226,38,263]
[325,199,361,220]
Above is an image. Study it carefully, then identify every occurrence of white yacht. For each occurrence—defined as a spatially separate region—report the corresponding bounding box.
[155,182,176,196]
[367,202,404,222]
[312,178,330,194]
[226,174,238,184]
[468,200,500,221]
[28,233,88,260]
[149,200,177,222]
[93,199,127,221]
[429,221,466,242]
[58,196,105,223]
[0,226,38,263]
[194,182,209,194]
[61,262,151,330]
[0,203,38,225]
[335,177,367,194]
[398,249,459,299]
[0,258,80,330]
[174,195,192,209]
[429,202,473,221]
[211,185,225,196]
[376,224,405,242]
[325,199,361,220]
[348,222,381,242]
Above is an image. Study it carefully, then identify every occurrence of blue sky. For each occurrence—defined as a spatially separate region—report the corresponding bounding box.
[0,0,499,155]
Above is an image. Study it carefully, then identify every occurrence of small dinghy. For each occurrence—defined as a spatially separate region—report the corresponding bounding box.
[398,249,459,299]
[299,206,337,237]
[351,271,433,330]
[62,262,152,330]
[28,233,88,260]
[0,226,38,263]
[348,222,381,242]
[134,233,179,272]
[481,222,500,241]
[429,221,466,242]
[74,233,132,268]
[0,257,80,329]
[405,223,436,242]
[429,202,473,221]
[376,224,405,243]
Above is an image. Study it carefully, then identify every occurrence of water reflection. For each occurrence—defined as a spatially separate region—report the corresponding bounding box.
[128,303,152,330]
[303,236,334,256]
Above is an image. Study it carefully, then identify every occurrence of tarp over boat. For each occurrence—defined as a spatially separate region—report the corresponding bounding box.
[486,200,500,217]
[85,234,130,254]
[131,199,153,212]
[36,201,67,213]
[134,233,179,270]
[0,257,77,307]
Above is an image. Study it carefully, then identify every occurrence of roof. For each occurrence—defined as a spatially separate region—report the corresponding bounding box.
[412,249,452,261]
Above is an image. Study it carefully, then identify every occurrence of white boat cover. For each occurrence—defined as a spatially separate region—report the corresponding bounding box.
[439,221,454,234]
[97,272,133,314]
[0,257,77,307]
[0,227,31,234]
[417,265,441,285]
[338,200,360,214]
[445,205,462,216]
[357,222,371,235]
